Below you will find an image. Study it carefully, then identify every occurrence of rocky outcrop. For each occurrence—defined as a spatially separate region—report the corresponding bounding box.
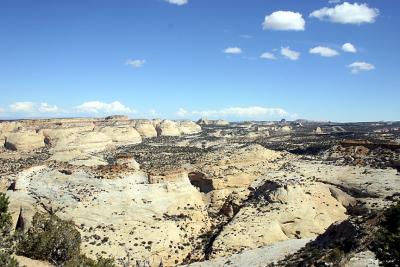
[7,166,212,267]
[314,127,323,134]
[156,120,181,137]
[197,119,230,126]
[4,131,45,151]
[177,121,202,135]
[135,120,158,138]
[98,126,142,145]
[194,144,284,190]
[209,179,349,258]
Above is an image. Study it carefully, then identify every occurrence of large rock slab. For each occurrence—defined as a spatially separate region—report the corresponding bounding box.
[98,126,142,145]
[209,179,348,258]
[156,120,181,137]
[4,130,45,151]
[135,120,158,138]
[7,166,211,266]
[193,144,284,190]
[178,121,202,135]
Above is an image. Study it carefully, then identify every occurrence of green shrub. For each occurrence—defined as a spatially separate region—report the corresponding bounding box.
[17,212,81,265]
[0,193,12,237]
[0,193,21,267]
[372,201,400,267]
[0,251,20,267]
[65,254,116,267]
[17,212,116,266]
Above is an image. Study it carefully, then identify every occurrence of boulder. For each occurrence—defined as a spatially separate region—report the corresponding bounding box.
[135,120,158,138]
[115,153,140,170]
[178,121,202,135]
[156,120,181,137]
[314,127,323,134]
[4,131,45,151]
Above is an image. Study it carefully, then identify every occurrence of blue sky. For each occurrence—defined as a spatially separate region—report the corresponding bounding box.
[0,0,399,122]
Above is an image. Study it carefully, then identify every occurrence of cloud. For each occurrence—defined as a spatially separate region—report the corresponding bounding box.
[262,11,305,31]
[0,107,4,113]
[342,43,357,53]
[260,52,276,60]
[8,102,60,114]
[176,108,188,117]
[328,0,341,4]
[76,101,134,114]
[9,102,36,112]
[223,47,242,54]
[347,61,375,74]
[126,59,146,68]
[281,47,300,61]
[165,0,188,5]
[309,46,339,57]
[310,2,379,24]
[176,106,294,119]
[38,102,59,113]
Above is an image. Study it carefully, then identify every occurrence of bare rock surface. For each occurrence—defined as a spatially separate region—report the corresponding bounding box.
[135,120,158,138]
[156,120,181,137]
[183,238,312,267]
[5,130,45,151]
[0,118,399,266]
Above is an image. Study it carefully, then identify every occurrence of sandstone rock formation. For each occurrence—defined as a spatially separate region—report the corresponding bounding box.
[197,118,230,126]
[98,126,142,145]
[135,120,158,138]
[209,179,349,258]
[155,120,181,137]
[1,118,398,267]
[4,131,45,151]
[177,121,202,135]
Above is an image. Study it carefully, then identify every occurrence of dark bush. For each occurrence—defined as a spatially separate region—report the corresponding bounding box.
[0,193,20,267]
[0,193,12,236]
[372,201,400,267]
[17,212,81,265]
[65,254,116,267]
[0,252,20,267]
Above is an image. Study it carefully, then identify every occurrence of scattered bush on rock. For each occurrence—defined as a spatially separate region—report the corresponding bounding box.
[17,212,116,266]
[0,193,20,267]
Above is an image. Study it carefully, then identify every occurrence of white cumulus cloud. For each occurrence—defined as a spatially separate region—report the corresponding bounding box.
[126,59,146,68]
[309,46,339,57]
[9,102,36,112]
[165,0,188,5]
[281,47,300,61]
[38,102,59,113]
[8,102,60,114]
[260,52,277,60]
[348,61,375,74]
[176,106,293,119]
[342,43,357,53]
[76,101,134,114]
[262,11,305,31]
[223,47,242,54]
[310,2,379,24]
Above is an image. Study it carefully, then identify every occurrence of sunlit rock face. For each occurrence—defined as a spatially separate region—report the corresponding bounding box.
[134,120,158,138]
[155,120,181,137]
[5,131,45,151]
